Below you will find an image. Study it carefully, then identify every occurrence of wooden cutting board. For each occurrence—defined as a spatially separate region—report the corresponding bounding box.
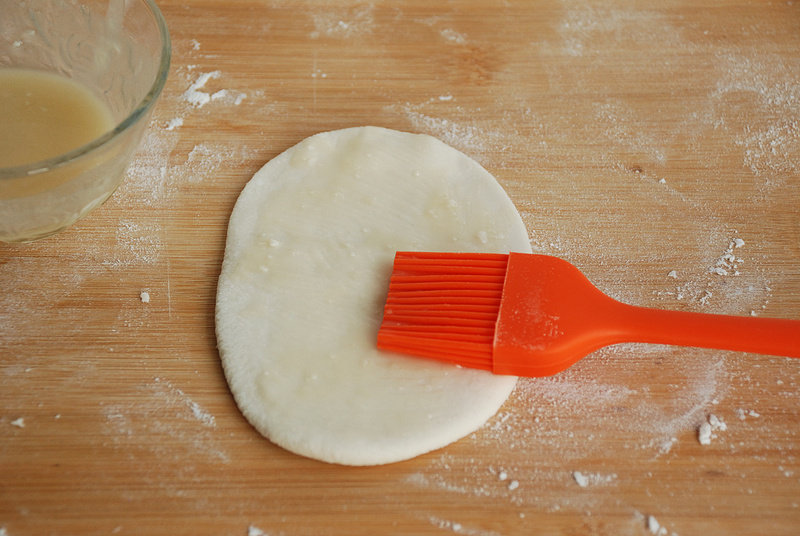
[2,1,799,534]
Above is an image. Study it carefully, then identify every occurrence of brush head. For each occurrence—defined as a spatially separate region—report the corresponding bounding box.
[376,252,508,372]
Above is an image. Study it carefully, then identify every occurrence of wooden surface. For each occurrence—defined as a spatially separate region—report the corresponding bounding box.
[2,1,800,534]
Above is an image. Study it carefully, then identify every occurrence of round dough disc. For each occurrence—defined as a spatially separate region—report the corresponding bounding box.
[216,126,531,465]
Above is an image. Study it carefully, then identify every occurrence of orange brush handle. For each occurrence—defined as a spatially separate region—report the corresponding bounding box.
[492,253,800,377]
[610,302,800,357]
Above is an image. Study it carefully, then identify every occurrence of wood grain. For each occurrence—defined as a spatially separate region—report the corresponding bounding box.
[2,1,799,534]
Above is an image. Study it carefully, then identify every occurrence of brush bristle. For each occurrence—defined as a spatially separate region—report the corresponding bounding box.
[376,252,508,371]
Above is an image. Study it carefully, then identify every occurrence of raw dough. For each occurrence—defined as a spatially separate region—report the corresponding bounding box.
[215,126,531,465]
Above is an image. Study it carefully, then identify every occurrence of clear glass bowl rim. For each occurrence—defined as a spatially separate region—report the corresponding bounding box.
[0,0,172,179]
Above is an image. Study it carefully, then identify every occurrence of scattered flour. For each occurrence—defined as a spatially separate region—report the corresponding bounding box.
[404,470,491,499]
[401,109,490,157]
[101,377,226,463]
[647,515,660,534]
[736,408,760,420]
[140,291,151,304]
[697,414,727,445]
[189,400,216,428]
[555,7,686,59]
[104,220,163,268]
[697,422,712,445]
[647,514,669,535]
[440,28,467,44]
[710,237,745,276]
[641,512,679,536]
[594,100,667,164]
[177,142,258,184]
[712,53,800,184]
[151,377,217,429]
[10,417,25,428]
[247,525,268,536]
[426,516,502,536]
[120,128,176,207]
[658,437,679,455]
[778,465,795,478]
[211,88,247,106]
[309,5,374,39]
[168,48,249,135]
[404,351,731,518]
[182,70,221,108]
[165,117,183,131]
[573,471,589,488]
[385,102,513,163]
[572,471,617,488]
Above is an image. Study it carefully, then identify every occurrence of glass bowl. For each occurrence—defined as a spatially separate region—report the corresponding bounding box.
[0,0,171,242]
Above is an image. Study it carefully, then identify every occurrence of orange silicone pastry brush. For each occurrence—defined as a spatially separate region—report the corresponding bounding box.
[376,251,800,377]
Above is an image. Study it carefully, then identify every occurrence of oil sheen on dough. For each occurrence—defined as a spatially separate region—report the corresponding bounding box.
[216,126,531,465]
